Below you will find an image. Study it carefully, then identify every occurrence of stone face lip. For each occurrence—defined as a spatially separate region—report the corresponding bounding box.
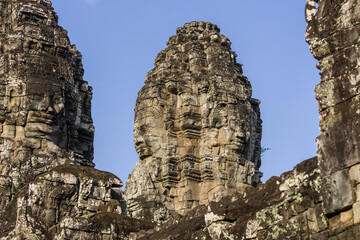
[126,21,262,222]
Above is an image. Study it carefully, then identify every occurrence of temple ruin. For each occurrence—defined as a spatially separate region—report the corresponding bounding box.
[0,0,359,239]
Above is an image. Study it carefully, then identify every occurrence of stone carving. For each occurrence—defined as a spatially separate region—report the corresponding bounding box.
[134,0,360,238]
[1,165,127,239]
[135,157,326,240]
[1,0,359,238]
[0,0,95,195]
[126,21,262,221]
[0,1,135,239]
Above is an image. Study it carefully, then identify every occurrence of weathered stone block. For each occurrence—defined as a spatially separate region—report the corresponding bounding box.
[44,209,56,225]
[340,208,353,226]
[328,214,341,231]
[23,138,41,149]
[15,126,24,139]
[307,207,320,233]
[310,231,330,240]
[315,71,360,111]
[318,95,359,133]
[353,202,360,224]
[317,116,360,175]
[1,125,15,138]
[323,170,355,215]
[306,204,328,234]
[329,224,360,240]
[25,122,53,134]
[317,46,359,81]
[349,164,360,184]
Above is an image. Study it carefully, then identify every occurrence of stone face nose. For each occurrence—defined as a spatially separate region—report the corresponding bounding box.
[125,21,262,223]
[134,138,144,148]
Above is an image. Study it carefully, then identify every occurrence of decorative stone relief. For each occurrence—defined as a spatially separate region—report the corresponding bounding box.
[126,21,262,221]
[0,0,95,197]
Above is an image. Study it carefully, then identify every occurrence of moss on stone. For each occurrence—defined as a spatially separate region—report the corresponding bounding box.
[293,193,304,203]
[320,212,328,228]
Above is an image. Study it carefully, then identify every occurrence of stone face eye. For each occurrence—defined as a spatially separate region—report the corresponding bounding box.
[212,117,222,128]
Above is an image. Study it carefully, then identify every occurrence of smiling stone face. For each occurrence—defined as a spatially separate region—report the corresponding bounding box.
[0,0,95,189]
[126,21,262,221]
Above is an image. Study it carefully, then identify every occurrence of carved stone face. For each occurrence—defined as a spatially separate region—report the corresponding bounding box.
[128,22,262,219]
[134,125,153,160]
[0,0,95,187]
[134,77,258,172]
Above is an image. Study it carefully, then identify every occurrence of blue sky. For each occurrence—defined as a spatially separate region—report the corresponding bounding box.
[52,0,320,185]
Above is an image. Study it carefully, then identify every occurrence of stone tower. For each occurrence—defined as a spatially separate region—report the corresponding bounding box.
[0,0,96,219]
[126,21,262,222]
[0,1,129,238]
[0,0,94,191]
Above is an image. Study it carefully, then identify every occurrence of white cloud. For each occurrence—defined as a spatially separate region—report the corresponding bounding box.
[84,0,99,5]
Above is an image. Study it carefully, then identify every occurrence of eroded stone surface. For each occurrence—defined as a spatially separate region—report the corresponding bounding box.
[130,0,360,239]
[306,0,360,217]
[0,165,128,239]
[1,0,360,239]
[136,158,326,240]
[126,21,262,222]
[0,0,95,196]
[306,0,360,177]
[0,1,135,239]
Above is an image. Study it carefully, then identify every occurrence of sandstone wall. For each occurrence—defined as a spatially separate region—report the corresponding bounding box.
[126,21,262,222]
[306,0,360,238]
